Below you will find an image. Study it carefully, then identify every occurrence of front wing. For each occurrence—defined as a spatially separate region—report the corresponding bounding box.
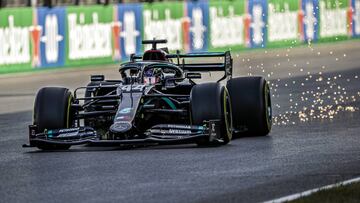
[23,120,223,148]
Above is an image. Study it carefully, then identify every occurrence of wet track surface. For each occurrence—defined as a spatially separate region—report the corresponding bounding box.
[0,41,359,202]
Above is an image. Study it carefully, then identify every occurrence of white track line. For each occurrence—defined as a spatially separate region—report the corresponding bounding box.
[263,176,360,203]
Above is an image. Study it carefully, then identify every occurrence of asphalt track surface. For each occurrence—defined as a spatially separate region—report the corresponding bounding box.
[0,40,359,202]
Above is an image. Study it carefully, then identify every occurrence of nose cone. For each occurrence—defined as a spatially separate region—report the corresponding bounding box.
[110,122,132,134]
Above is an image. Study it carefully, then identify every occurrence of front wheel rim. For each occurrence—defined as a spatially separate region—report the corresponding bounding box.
[264,83,272,130]
[224,88,233,141]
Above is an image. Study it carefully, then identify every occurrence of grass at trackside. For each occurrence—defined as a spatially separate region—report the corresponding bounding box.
[0,62,119,78]
[234,37,360,55]
[289,182,360,203]
[0,61,118,75]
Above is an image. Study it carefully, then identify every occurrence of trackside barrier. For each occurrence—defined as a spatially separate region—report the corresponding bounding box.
[0,0,359,73]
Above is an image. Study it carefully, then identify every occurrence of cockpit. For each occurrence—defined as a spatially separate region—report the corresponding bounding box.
[119,39,185,86]
[119,63,183,85]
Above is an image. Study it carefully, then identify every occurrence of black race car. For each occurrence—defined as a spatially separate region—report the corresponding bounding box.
[24,39,272,150]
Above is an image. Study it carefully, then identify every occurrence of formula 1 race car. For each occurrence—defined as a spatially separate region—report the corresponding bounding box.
[24,39,272,150]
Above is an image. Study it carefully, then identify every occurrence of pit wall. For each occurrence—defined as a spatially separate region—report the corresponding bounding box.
[0,0,359,73]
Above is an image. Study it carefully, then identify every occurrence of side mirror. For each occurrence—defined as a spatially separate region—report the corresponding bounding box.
[91,75,104,82]
[185,72,201,79]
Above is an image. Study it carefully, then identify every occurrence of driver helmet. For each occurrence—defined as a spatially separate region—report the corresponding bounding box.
[144,68,161,84]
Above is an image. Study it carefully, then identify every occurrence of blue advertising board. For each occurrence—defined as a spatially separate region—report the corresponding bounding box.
[248,0,268,48]
[186,0,209,52]
[37,7,66,68]
[117,3,143,60]
[301,0,320,42]
[352,0,360,37]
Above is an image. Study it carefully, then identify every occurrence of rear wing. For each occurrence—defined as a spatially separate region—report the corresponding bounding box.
[130,51,233,79]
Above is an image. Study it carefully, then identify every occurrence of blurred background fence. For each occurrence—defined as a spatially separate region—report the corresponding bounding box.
[0,0,175,8]
[0,0,359,73]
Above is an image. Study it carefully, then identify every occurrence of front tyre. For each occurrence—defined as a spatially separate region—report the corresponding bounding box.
[33,87,74,150]
[190,83,232,146]
[227,76,272,137]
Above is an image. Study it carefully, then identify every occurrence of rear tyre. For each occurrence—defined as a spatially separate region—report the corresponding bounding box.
[226,76,272,137]
[190,83,232,146]
[33,87,74,150]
